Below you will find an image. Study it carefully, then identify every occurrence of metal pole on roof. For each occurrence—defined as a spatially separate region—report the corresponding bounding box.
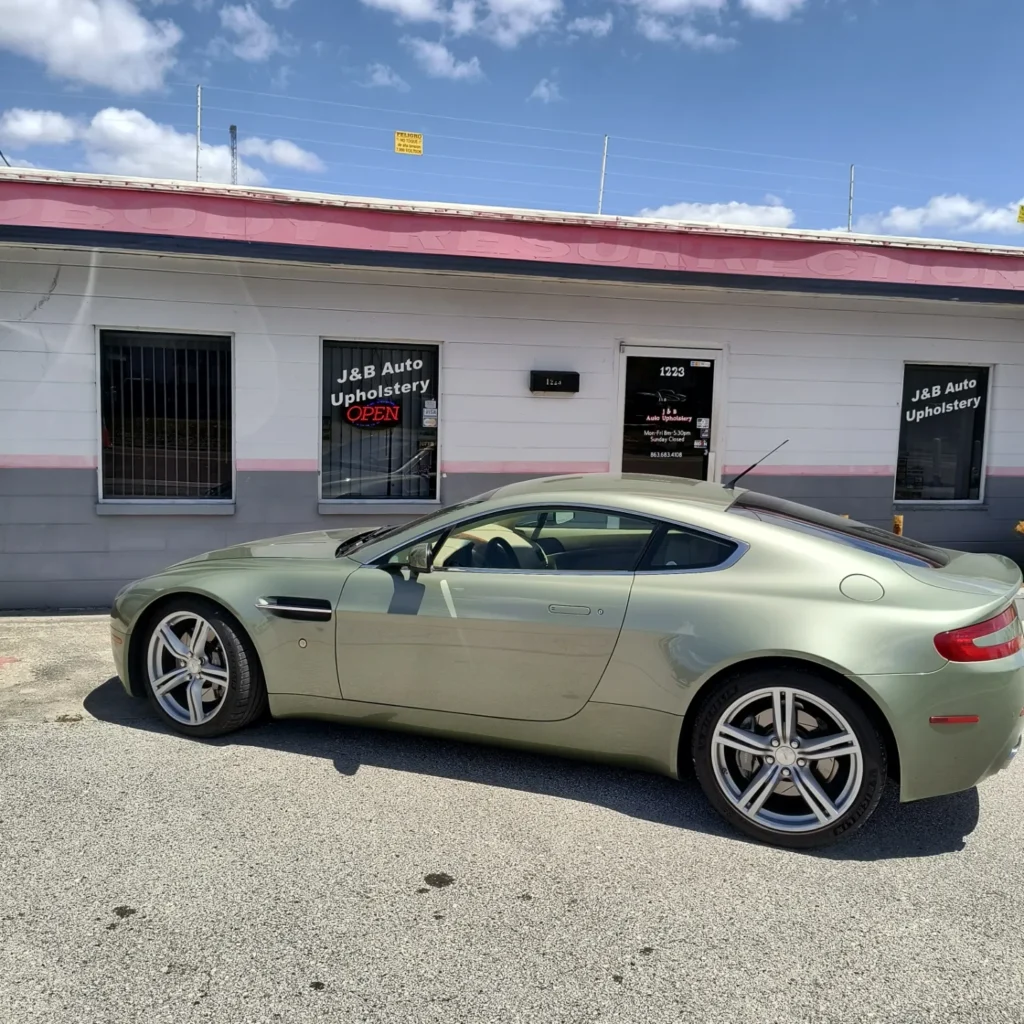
[847,163,856,231]
[229,124,238,185]
[597,134,609,215]
[195,84,203,182]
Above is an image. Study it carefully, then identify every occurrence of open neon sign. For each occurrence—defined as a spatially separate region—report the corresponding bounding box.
[345,400,401,428]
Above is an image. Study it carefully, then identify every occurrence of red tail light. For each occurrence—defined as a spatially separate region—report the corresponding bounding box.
[934,605,1023,663]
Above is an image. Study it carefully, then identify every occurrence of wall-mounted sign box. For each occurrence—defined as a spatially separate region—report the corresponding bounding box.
[530,370,580,394]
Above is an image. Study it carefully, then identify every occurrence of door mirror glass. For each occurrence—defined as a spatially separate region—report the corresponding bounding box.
[407,542,433,575]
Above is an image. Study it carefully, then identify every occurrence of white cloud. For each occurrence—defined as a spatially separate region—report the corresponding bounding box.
[0,108,78,148]
[0,105,327,186]
[80,108,268,183]
[568,11,612,36]
[639,197,797,228]
[528,77,561,102]
[636,13,734,48]
[852,194,1024,238]
[218,3,281,61]
[268,0,296,7]
[365,62,410,90]
[404,37,482,79]
[270,64,292,90]
[238,136,324,172]
[0,0,182,94]
[740,0,806,19]
[361,0,560,47]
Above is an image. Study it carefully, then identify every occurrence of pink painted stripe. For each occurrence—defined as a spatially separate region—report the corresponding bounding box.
[3,180,1024,293]
[987,466,1024,477]
[236,458,319,472]
[441,461,610,475]
[0,454,97,469]
[720,464,895,477]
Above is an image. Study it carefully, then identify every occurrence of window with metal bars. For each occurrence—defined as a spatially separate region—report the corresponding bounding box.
[321,340,439,500]
[99,330,233,500]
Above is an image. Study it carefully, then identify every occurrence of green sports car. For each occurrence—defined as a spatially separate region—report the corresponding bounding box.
[109,473,1024,850]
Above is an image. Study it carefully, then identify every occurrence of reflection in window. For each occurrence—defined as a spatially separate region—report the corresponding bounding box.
[322,341,439,500]
[895,364,989,501]
[426,507,658,572]
[99,330,232,500]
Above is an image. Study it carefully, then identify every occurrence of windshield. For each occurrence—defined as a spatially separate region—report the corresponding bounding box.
[335,488,499,558]
[728,491,950,568]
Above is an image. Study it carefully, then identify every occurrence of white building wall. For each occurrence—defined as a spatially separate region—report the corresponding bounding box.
[2,243,1024,608]
[3,245,1023,478]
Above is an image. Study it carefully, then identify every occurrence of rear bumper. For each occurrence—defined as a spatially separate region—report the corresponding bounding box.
[859,655,1024,803]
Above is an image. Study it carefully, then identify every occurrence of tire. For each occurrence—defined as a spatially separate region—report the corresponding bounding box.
[140,597,267,739]
[691,667,887,850]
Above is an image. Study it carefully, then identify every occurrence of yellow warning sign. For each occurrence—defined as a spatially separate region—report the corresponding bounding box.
[1018,204,1024,224]
[394,131,423,156]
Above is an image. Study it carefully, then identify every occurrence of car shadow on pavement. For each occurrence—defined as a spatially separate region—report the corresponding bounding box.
[85,676,980,862]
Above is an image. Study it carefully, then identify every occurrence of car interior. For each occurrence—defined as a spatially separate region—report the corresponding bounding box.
[387,508,738,573]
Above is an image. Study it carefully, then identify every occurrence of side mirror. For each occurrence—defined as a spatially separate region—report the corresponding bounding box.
[407,542,433,576]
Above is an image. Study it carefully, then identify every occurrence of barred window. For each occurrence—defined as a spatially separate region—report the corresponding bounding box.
[99,330,233,500]
[321,340,439,501]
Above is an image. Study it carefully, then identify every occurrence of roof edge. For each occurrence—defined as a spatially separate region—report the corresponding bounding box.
[3,166,1023,261]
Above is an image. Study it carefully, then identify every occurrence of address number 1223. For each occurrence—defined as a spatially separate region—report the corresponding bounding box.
[660,366,685,377]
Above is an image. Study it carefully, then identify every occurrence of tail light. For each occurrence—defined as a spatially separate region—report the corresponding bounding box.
[934,605,1023,663]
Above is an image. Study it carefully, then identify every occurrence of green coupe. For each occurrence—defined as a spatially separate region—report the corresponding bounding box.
[109,473,1024,849]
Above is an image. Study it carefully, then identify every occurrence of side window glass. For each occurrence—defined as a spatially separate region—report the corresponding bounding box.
[431,507,658,572]
[643,527,739,571]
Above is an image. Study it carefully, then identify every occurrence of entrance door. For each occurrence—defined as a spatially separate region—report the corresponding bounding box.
[619,349,719,482]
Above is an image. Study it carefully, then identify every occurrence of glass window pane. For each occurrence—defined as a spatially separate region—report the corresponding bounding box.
[431,508,657,572]
[895,364,989,501]
[643,528,738,571]
[321,341,439,500]
[99,331,232,500]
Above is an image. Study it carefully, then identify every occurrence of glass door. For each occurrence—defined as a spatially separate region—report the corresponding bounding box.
[621,353,717,482]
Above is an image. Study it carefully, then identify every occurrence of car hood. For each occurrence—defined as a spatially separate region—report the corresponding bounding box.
[170,527,379,565]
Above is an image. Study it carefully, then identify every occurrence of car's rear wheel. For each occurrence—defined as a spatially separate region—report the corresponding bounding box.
[692,668,887,849]
[142,599,266,738]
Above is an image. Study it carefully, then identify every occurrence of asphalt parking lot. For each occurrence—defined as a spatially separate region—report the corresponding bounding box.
[2,614,1024,1024]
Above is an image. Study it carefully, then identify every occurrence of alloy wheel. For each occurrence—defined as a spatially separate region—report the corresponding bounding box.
[710,686,864,834]
[146,612,231,727]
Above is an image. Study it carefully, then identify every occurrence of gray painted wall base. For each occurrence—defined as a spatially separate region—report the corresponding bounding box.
[1,468,1022,610]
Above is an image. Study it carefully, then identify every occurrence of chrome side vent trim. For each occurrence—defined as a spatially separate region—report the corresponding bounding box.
[256,596,334,620]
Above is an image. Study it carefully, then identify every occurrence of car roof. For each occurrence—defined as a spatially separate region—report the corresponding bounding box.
[490,473,741,509]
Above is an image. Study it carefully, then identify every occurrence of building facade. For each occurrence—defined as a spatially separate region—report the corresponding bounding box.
[2,169,1024,610]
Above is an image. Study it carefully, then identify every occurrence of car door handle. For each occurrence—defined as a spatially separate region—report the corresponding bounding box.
[548,604,591,615]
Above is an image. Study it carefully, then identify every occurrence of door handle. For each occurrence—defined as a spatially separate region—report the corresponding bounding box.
[548,604,591,615]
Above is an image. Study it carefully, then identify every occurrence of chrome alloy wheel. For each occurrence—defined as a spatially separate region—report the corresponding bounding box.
[710,687,864,834]
[146,612,231,727]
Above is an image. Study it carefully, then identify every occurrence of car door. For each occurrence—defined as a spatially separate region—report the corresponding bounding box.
[334,506,660,721]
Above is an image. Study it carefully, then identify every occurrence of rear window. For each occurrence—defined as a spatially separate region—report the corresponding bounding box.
[728,491,950,568]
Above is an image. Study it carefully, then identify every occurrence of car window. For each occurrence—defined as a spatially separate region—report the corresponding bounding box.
[640,527,739,572]
[728,491,948,568]
[421,507,659,572]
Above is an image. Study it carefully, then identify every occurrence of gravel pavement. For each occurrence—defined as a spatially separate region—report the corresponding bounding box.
[2,613,1023,1024]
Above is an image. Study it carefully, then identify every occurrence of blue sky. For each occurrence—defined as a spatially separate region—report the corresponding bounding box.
[0,0,1022,243]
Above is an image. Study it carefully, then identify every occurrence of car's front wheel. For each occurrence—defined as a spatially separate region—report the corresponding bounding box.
[142,599,266,738]
[692,668,887,849]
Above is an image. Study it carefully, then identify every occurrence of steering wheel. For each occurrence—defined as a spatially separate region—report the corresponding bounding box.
[483,536,519,569]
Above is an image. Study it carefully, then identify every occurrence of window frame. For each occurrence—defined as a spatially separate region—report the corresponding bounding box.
[367,500,748,577]
[94,325,236,509]
[318,336,443,507]
[893,359,994,507]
